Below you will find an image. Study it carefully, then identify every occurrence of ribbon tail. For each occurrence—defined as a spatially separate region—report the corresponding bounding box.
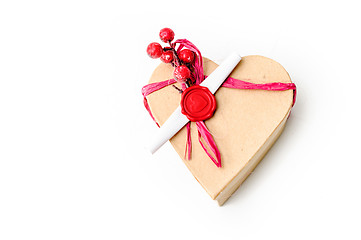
[195,121,221,168]
[184,122,192,160]
[143,97,159,127]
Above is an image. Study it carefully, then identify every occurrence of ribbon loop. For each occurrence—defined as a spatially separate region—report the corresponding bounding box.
[196,121,221,167]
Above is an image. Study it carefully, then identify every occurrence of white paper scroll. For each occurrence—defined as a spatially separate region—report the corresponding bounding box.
[148,52,242,154]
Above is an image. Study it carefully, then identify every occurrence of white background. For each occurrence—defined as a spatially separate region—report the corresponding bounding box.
[1,0,360,239]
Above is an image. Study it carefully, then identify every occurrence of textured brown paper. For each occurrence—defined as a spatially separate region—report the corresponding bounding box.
[147,55,293,204]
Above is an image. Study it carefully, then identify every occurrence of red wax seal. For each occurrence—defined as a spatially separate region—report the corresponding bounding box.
[180,85,216,122]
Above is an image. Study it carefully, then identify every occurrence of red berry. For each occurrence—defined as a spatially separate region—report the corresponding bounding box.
[179,49,195,63]
[174,65,191,82]
[160,51,174,63]
[147,42,163,59]
[159,28,175,43]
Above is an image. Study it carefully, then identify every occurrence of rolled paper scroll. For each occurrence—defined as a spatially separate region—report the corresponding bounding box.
[148,53,242,154]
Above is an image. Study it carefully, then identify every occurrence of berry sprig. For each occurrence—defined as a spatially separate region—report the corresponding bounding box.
[146,28,196,89]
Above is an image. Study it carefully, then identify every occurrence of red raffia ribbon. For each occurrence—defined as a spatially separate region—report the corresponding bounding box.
[142,39,296,168]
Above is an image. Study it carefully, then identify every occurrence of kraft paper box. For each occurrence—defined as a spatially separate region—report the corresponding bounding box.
[146,55,294,205]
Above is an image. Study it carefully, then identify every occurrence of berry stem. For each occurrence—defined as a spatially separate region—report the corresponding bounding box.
[168,41,181,67]
[172,84,183,93]
[168,40,192,88]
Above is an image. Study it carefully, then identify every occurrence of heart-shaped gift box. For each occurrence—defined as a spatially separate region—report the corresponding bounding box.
[144,55,295,205]
[143,29,295,205]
